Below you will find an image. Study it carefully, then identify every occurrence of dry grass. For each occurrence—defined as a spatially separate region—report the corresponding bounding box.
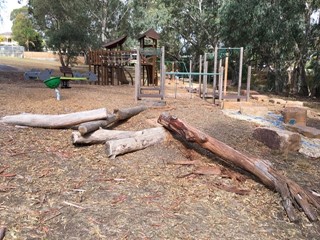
[0,57,320,239]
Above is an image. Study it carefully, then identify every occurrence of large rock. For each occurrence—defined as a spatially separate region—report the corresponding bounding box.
[240,105,269,117]
[253,127,301,152]
[281,107,307,126]
[221,101,252,110]
[284,124,320,139]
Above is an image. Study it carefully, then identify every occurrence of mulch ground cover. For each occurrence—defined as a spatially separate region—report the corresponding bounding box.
[1,62,320,239]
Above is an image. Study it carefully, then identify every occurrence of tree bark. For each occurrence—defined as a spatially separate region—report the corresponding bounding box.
[77,105,147,135]
[157,112,320,222]
[105,127,167,158]
[0,108,108,128]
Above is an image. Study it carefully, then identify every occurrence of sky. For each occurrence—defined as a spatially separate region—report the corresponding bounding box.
[0,0,28,33]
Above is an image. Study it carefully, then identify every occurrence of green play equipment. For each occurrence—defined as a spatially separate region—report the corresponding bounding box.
[44,77,61,89]
[44,77,61,100]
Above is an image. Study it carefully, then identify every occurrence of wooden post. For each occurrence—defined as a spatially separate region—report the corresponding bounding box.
[189,60,192,99]
[238,47,244,98]
[203,60,208,100]
[213,45,218,102]
[135,47,141,101]
[160,46,165,100]
[246,66,252,101]
[199,55,203,98]
[224,51,229,96]
[219,67,224,102]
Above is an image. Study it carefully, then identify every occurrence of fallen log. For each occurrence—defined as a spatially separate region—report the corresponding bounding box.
[77,105,147,135]
[105,127,167,158]
[72,126,166,146]
[114,105,147,120]
[72,128,137,145]
[78,115,117,135]
[0,108,108,128]
[158,112,320,222]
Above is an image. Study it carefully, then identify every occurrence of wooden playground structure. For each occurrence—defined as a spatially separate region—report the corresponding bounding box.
[88,29,251,103]
[88,35,134,85]
[88,29,161,89]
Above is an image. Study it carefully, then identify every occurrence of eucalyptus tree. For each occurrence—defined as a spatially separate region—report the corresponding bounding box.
[84,0,131,43]
[11,6,43,51]
[29,0,95,66]
[219,0,320,96]
[158,0,221,62]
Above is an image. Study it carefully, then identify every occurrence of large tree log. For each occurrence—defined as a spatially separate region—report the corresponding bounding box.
[72,126,166,146]
[77,105,147,135]
[114,105,147,120]
[158,112,320,222]
[72,129,137,145]
[78,116,117,135]
[105,127,167,158]
[0,108,108,128]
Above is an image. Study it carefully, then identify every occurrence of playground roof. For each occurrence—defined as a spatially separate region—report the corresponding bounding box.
[102,35,127,49]
[138,28,159,40]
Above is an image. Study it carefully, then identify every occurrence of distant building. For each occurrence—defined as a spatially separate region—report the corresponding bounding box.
[0,32,24,57]
[0,32,19,46]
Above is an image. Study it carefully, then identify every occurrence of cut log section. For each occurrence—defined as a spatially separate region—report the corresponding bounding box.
[77,105,147,135]
[0,108,108,128]
[158,112,320,222]
[105,127,168,158]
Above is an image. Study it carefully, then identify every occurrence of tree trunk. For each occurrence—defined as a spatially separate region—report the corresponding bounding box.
[105,127,167,158]
[158,112,320,222]
[77,105,147,135]
[0,108,108,129]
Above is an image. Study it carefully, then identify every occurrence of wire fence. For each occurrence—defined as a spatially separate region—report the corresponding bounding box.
[0,45,24,58]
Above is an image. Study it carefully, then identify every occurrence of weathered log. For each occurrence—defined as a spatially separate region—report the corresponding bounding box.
[114,105,147,120]
[158,112,320,222]
[105,127,167,158]
[72,126,166,146]
[72,128,137,145]
[0,108,108,128]
[78,115,117,135]
[77,105,147,135]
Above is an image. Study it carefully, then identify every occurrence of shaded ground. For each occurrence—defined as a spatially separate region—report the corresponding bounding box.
[1,57,320,239]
